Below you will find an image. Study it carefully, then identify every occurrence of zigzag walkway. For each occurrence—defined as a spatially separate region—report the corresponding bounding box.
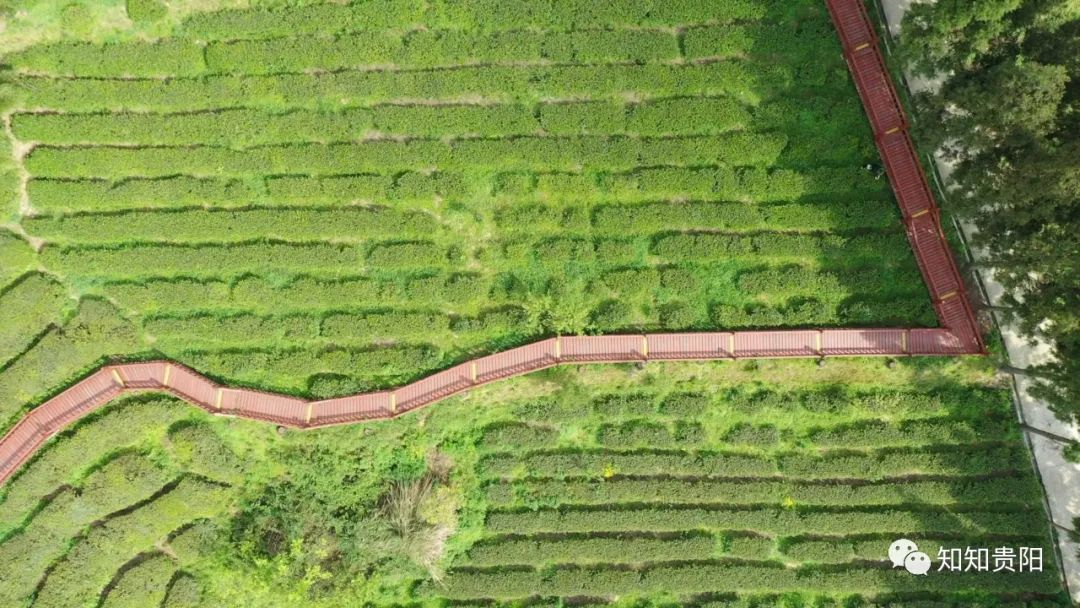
[0,0,983,487]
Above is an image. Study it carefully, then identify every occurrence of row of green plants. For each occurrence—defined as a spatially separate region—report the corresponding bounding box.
[23,206,438,244]
[483,475,1040,509]
[437,559,1060,600]
[0,397,193,533]
[99,552,178,608]
[483,505,1046,540]
[14,96,753,146]
[32,477,230,608]
[102,273,490,313]
[18,62,787,113]
[144,306,532,345]
[27,164,885,214]
[780,535,1050,565]
[0,272,69,366]
[179,0,779,40]
[0,453,173,606]
[39,241,447,277]
[508,387,1011,426]
[478,444,1028,480]
[25,133,789,179]
[177,343,442,395]
[464,531,719,566]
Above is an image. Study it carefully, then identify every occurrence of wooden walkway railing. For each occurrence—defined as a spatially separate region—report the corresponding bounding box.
[0,0,984,487]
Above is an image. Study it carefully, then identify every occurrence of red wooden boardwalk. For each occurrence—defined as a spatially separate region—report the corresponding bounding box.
[0,0,984,487]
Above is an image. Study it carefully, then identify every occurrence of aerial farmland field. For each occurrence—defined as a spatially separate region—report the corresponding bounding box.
[0,0,1068,606]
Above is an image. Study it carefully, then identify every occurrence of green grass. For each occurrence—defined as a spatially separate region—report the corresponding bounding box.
[0,358,1066,606]
[0,0,939,405]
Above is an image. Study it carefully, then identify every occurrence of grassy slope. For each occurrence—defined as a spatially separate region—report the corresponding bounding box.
[0,0,936,415]
[0,356,1067,606]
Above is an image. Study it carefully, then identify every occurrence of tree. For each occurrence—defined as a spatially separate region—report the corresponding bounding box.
[901,0,1080,424]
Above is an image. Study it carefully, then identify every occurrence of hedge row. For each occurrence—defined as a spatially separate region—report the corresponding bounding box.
[33,477,230,608]
[100,552,177,608]
[465,532,718,566]
[26,134,787,179]
[588,199,897,234]
[9,40,203,77]
[41,242,364,277]
[20,62,785,113]
[0,397,190,533]
[479,423,560,451]
[650,232,910,267]
[27,176,263,212]
[0,453,172,606]
[478,445,1027,480]
[205,29,681,75]
[483,476,1040,509]
[734,265,890,297]
[161,574,202,608]
[28,165,885,215]
[805,416,1016,449]
[484,505,1043,538]
[438,558,1059,600]
[15,98,751,146]
[105,273,489,313]
[178,343,441,392]
[0,273,69,365]
[24,206,438,244]
[595,421,706,447]
[180,0,775,39]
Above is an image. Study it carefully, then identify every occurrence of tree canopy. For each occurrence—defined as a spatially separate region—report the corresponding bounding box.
[900,0,1080,424]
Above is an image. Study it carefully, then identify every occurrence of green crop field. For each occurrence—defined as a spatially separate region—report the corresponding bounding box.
[0,0,938,429]
[0,357,1068,606]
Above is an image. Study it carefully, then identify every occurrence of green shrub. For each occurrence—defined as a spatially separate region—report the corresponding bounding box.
[100,552,176,608]
[10,40,203,78]
[27,177,261,212]
[367,241,445,268]
[322,310,448,340]
[161,574,201,608]
[168,520,222,566]
[479,423,559,451]
[724,424,781,448]
[147,312,318,346]
[724,533,774,559]
[0,273,69,365]
[168,424,245,485]
[479,449,776,479]
[593,393,656,417]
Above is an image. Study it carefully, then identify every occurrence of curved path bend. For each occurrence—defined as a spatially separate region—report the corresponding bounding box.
[0,0,982,487]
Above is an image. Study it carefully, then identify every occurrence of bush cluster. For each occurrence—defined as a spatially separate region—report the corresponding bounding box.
[100,552,177,608]
[168,424,245,485]
[0,272,68,365]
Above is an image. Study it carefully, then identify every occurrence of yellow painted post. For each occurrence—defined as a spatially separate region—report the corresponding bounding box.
[162,364,173,387]
[940,291,957,301]
[728,334,736,356]
[854,42,870,51]
[390,393,397,413]
[911,209,930,218]
[641,336,648,359]
[554,336,562,359]
[214,388,223,410]
[470,362,477,382]
[816,331,823,354]
[305,403,314,424]
[110,368,125,387]
[885,127,900,135]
